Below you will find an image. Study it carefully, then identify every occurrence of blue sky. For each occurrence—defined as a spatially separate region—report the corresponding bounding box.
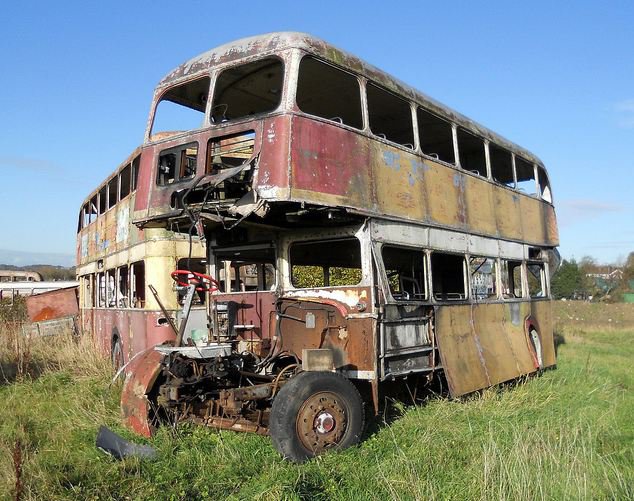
[0,1,632,266]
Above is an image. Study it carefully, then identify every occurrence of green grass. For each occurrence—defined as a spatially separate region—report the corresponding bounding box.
[1,325,633,500]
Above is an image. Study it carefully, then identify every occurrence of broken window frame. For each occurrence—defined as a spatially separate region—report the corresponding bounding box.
[107,177,118,211]
[211,57,284,124]
[514,155,538,196]
[212,245,276,293]
[469,255,498,301]
[366,82,415,149]
[456,127,487,178]
[527,261,547,298]
[98,186,107,215]
[296,55,363,130]
[156,142,199,186]
[416,107,456,165]
[536,164,552,203]
[430,251,468,302]
[488,142,515,188]
[150,76,211,138]
[119,164,132,200]
[130,261,145,309]
[380,244,427,302]
[500,259,524,299]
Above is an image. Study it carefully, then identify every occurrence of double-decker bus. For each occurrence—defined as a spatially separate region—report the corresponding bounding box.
[93,32,559,461]
[76,150,207,368]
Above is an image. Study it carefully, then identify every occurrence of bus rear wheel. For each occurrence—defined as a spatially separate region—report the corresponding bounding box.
[111,337,125,373]
[269,371,365,462]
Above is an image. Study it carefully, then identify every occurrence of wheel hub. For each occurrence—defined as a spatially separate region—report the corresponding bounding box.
[296,391,347,453]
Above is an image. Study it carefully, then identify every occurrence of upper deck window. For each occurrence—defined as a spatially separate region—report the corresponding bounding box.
[537,165,552,202]
[457,128,487,177]
[212,58,283,123]
[489,143,514,188]
[296,56,362,129]
[120,164,131,200]
[367,83,414,148]
[107,177,118,210]
[515,156,537,196]
[151,77,210,139]
[417,107,455,164]
[157,143,198,185]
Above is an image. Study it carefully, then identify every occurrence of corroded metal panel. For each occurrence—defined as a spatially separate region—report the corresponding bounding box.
[493,187,522,241]
[289,116,371,208]
[257,116,292,197]
[464,175,497,236]
[371,143,426,221]
[502,302,536,374]
[425,163,463,229]
[519,195,543,245]
[121,348,163,437]
[436,302,546,397]
[25,287,79,322]
[530,300,556,367]
[471,304,521,385]
[435,305,489,396]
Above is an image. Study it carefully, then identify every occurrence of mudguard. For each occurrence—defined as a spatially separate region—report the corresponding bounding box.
[121,348,163,437]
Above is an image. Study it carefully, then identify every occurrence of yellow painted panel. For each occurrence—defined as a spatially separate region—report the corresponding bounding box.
[493,187,522,240]
[502,302,537,374]
[531,300,556,367]
[472,304,521,385]
[464,175,497,236]
[426,163,463,228]
[372,144,427,221]
[519,196,543,245]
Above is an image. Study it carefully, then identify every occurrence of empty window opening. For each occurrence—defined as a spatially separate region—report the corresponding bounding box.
[489,143,514,187]
[381,245,426,301]
[98,186,107,215]
[108,178,118,210]
[501,260,523,299]
[120,164,131,200]
[431,252,466,301]
[87,196,98,225]
[515,156,537,195]
[157,142,198,185]
[291,238,362,288]
[96,272,106,307]
[367,83,414,148]
[132,156,140,192]
[537,165,552,202]
[296,56,362,129]
[118,265,129,308]
[469,256,497,301]
[151,76,210,139]
[417,107,455,164]
[131,261,145,308]
[106,269,117,307]
[457,128,486,177]
[527,262,546,298]
[212,58,283,123]
[215,247,275,293]
[176,258,208,304]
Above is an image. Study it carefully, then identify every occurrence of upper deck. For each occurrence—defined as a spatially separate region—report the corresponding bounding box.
[128,32,557,248]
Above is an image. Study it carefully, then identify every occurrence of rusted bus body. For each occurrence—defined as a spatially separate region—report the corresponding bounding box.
[114,33,559,461]
[76,151,206,366]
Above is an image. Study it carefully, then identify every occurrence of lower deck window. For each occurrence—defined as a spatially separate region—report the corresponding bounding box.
[131,261,145,308]
[215,247,275,293]
[291,238,361,288]
[527,262,546,298]
[501,260,523,299]
[431,252,466,300]
[469,256,497,300]
[381,245,426,301]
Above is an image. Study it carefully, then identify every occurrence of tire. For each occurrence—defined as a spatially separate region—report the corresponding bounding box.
[111,336,125,374]
[269,371,365,462]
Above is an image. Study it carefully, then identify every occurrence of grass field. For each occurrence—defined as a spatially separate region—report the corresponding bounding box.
[1,302,633,500]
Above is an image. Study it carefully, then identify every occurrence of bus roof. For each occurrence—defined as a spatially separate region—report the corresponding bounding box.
[158,32,544,166]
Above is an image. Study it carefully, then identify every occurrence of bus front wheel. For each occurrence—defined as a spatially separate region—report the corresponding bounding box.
[269,371,365,462]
